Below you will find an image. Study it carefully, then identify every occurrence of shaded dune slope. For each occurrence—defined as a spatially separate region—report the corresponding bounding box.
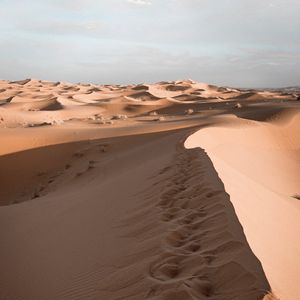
[0,129,270,300]
[4,97,63,111]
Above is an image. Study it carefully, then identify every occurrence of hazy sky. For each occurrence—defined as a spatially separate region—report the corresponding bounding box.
[1,0,300,87]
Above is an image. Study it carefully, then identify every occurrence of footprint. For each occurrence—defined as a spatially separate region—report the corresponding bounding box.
[98,143,109,153]
[150,256,181,281]
[73,151,84,158]
[205,190,224,198]
[186,277,214,297]
[161,212,175,222]
[75,171,84,177]
[65,163,71,170]
[31,191,40,199]
[87,160,96,170]
[184,242,201,253]
[165,230,188,248]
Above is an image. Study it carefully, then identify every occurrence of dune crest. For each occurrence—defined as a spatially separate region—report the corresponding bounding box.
[185,111,300,300]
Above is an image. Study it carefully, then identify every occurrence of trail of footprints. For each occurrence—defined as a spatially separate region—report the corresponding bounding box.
[30,142,110,201]
[98,148,268,299]
[149,150,226,299]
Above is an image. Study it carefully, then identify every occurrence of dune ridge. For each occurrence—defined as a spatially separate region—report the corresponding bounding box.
[185,111,300,300]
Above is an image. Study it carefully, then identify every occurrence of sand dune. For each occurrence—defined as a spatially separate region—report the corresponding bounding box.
[10,78,32,85]
[6,97,63,111]
[185,110,300,300]
[0,130,270,300]
[0,79,299,300]
[131,84,149,91]
[128,91,160,101]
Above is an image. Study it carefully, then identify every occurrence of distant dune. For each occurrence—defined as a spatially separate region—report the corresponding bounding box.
[0,79,299,300]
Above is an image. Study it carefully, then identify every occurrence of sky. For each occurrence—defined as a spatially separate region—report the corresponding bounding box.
[0,0,300,87]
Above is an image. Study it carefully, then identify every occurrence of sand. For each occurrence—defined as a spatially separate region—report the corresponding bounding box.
[0,79,299,300]
[185,110,300,300]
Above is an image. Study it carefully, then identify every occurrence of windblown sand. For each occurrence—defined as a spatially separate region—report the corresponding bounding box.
[0,79,299,300]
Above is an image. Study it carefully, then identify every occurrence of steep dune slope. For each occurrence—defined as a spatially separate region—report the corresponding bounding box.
[185,110,300,299]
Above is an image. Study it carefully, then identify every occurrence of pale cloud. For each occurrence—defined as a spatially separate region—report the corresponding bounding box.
[127,0,152,5]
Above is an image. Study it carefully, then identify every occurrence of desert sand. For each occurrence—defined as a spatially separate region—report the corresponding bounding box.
[0,79,299,300]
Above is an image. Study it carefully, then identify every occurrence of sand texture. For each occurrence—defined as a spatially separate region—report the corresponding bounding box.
[0,79,299,300]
